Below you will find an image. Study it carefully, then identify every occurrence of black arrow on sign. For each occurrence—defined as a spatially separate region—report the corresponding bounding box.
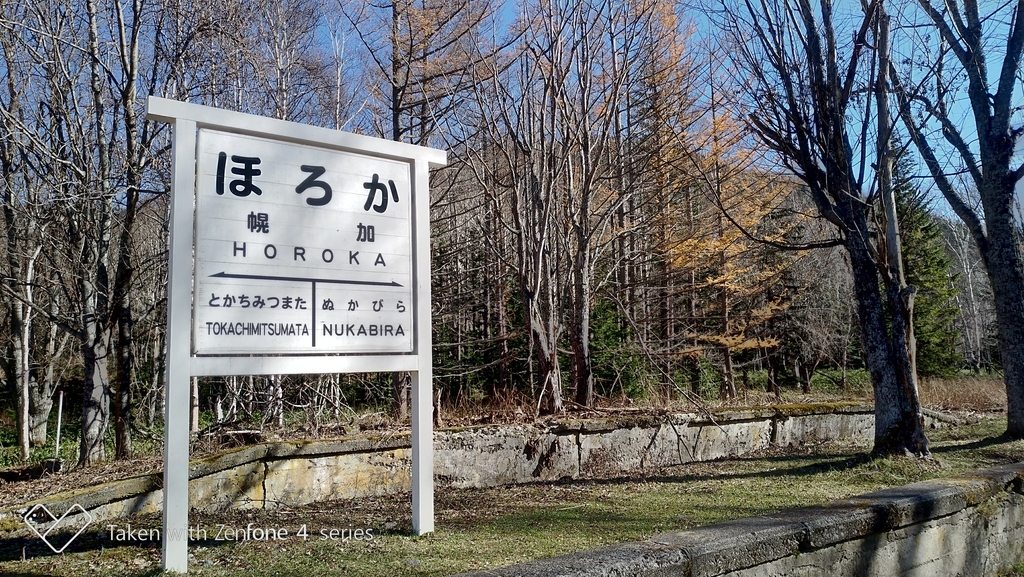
[209,271,402,287]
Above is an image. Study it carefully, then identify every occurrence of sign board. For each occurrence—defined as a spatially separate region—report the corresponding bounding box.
[194,130,415,354]
[145,97,445,574]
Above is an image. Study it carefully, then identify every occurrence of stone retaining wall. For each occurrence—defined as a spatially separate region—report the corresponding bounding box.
[1,403,879,525]
[457,462,1024,577]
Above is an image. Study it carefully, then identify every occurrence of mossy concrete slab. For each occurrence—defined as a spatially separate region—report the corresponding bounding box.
[458,463,1024,577]
[651,514,808,575]
[451,541,689,577]
[197,460,266,510]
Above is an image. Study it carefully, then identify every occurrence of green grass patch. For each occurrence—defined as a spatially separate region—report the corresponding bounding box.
[2,417,1022,576]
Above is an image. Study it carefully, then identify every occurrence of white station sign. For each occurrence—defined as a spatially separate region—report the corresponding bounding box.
[194,129,415,355]
[149,97,444,574]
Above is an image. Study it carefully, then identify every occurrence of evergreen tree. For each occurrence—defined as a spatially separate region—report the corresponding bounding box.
[894,153,962,377]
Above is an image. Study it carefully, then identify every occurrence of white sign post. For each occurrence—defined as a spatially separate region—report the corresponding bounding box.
[146,97,446,573]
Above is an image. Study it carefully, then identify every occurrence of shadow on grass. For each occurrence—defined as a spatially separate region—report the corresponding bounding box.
[471,441,1008,546]
[545,432,1020,491]
[929,434,1012,454]
[0,567,162,577]
[0,526,239,564]
[437,450,879,542]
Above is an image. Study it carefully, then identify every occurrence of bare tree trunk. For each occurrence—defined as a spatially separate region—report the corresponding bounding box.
[720,285,735,400]
[227,376,238,422]
[114,295,134,459]
[79,327,111,465]
[875,10,927,454]
[984,209,1024,436]
[840,345,848,390]
[570,258,594,407]
[151,326,165,428]
[13,305,29,459]
[847,217,926,454]
[190,376,199,432]
[532,248,563,415]
[0,13,34,460]
[767,353,781,398]
[391,371,410,420]
[77,0,116,467]
[433,387,443,427]
[535,330,563,415]
[331,374,340,419]
[274,375,284,427]
[27,376,52,447]
[722,348,736,399]
[30,316,64,446]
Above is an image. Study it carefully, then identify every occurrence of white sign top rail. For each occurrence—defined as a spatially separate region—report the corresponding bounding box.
[147,97,446,165]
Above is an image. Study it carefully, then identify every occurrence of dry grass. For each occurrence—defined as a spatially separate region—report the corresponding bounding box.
[0,457,163,507]
[919,374,1006,412]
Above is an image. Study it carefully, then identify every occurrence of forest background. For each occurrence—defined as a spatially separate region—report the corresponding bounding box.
[0,0,1019,467]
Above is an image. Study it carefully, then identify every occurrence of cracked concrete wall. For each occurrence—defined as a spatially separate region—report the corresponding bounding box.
[0,404,877,525]
[435,428,579,487]
[772,412,875,447]
[436,408,875,488]
[263,447,413,506]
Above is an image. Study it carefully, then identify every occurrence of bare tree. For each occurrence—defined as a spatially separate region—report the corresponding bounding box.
[716,0,928,455]
[341,0,499,417]
[0,0,45,459]
[889,0,1024,436]
[786,244,857,389]
[0,0,178,464]
[942,219,997,373]
[458,1,571,413]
